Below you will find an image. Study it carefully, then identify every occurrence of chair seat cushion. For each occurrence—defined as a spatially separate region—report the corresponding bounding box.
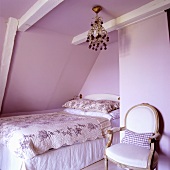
[106,143,158,168]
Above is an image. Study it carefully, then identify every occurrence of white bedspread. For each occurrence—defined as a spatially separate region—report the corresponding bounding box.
[0,109,119,170]
[0,111,110,160]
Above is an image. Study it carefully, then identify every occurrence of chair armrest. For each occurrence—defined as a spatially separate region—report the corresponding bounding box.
[149,133,161,143]
[107,127,120,134]
[107,127,125,134]
[106,127,125,148]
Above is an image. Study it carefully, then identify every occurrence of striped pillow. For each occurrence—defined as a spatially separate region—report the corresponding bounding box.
[121,129,153,149]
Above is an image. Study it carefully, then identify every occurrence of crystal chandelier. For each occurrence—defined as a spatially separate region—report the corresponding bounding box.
[86,6,109,51]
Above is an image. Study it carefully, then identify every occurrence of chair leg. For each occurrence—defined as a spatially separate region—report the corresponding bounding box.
[152,164,158,170]
[105,157,108,170]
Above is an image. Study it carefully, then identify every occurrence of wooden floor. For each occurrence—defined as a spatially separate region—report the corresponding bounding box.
[82,159,123,170]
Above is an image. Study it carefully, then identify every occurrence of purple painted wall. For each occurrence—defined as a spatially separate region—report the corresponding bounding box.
[0,18,119,115]
[1,25,98,114]
[119,13,170,169]
[80,35,119,96]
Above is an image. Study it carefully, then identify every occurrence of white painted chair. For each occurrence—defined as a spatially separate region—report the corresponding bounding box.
[105,103,160,170]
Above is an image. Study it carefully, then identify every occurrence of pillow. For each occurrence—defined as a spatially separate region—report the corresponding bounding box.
[62,99,93,112]
[98,100,119,110]
[109,109,120,119]
[62,99,119,113]
[121,129,153,149]
[63,108,85,115]
[63,108,112,120]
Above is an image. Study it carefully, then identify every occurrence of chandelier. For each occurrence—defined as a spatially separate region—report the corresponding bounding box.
[86,6,109,51]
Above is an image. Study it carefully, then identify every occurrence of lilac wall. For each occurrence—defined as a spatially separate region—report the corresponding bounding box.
[80,36,119,96]
[119,13,170,169]
[1,25,98,114]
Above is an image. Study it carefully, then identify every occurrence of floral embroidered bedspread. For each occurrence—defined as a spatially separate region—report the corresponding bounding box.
[0,111,110,160]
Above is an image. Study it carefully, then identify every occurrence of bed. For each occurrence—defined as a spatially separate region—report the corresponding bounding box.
[0,93,120,170]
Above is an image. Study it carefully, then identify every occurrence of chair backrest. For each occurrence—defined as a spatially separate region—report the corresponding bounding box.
[124,103,159,133]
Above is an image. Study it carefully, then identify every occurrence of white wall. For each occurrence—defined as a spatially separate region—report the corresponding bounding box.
[119,12,170,169]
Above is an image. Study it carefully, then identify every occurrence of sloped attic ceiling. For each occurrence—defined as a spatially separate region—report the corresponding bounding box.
[0,0,154,35]
[1,0,169,44]
[0,0,170,115]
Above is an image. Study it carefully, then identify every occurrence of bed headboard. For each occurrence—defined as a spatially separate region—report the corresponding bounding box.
[84,94,120,102]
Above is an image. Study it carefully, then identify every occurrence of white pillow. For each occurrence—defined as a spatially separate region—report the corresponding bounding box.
[64,108,84,115]
[109,109,120,119]
[63,108,112,120]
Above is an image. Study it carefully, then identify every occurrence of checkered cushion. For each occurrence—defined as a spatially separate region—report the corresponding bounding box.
[121,129,153,149]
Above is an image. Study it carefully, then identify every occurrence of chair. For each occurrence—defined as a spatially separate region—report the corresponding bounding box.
[105,103,160,170]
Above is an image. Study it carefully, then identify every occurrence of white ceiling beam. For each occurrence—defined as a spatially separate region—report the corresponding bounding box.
[18,0,64,32]
[72,0,170,45]
[0,18,18,112]
[72,31,89,45]
[115,0,170,28]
